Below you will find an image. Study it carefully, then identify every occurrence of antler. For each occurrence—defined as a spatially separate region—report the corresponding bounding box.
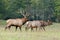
[20,10,26,18]
[20,10,30,18]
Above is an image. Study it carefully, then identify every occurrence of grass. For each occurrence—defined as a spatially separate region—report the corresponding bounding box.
[0,20,60,40]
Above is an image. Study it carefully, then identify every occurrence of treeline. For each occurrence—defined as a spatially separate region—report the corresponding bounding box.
[0,0,60,22]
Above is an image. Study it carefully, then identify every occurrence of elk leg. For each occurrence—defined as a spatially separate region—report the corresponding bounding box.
[5,27,7,30]
[42,27,45,31]
[39,27,42,31]
[19,27,22,31]
[25,27,28,31]
[36,26,37,31]
[31,27,33,31]
[15,26,18,31]
[8,26,11,30]
[5,25,11,30]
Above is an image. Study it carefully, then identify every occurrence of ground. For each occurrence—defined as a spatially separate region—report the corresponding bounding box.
[0,20,60,40]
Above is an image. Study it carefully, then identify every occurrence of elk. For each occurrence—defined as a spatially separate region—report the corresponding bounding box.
[47,20,52,25]
[39,20,52,30]
[25,20,44,31]
[25,20,52,31]
[5,12,30,31]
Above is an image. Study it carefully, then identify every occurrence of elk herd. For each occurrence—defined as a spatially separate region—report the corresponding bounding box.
[5,12,53,31]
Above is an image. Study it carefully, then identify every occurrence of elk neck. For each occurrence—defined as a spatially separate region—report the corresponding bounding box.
[21,18,28,24]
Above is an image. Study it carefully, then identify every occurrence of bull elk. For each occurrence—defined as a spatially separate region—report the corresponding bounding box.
[5,12,30,31]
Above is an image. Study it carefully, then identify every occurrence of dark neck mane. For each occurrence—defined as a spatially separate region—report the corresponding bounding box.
[22,18,28,25]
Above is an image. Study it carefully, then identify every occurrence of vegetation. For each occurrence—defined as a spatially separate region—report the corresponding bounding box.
[0,0,60,22]
[0,0,60,40]
[0,20,60,40]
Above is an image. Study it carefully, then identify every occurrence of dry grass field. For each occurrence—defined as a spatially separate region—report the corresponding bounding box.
[0,20,60,40]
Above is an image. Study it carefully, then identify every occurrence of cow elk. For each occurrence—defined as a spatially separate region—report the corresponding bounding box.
[25,20,52,31]
[25,20,44,31]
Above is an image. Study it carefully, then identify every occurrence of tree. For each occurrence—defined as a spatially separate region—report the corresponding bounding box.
[54,0,60,22]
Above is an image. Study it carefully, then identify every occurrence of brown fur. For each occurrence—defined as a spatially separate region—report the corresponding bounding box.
[5,11,30,31]
[25,20,52,31]
[5,18,28,31]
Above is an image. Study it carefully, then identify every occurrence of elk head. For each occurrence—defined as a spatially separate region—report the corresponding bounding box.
[20,11,30,24]
[47,20,52,25]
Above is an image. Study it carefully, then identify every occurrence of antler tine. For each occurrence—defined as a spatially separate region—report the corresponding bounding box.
[26,12,30,17]
[20,10,26,17]
[20,13,25,17]
[20,10,30,18]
